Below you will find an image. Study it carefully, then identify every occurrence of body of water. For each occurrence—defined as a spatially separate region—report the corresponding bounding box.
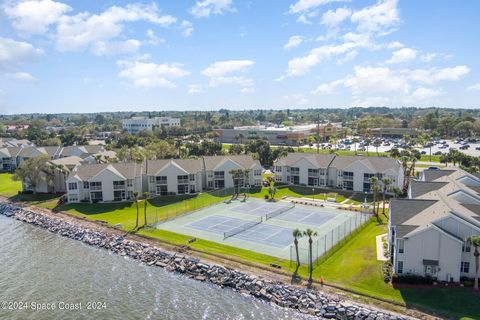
[0,215,307,320]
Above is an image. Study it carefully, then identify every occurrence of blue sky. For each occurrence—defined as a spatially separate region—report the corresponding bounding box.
[0,0,479,114]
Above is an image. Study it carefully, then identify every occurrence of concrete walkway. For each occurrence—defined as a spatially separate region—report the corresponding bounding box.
[376,233,389,261]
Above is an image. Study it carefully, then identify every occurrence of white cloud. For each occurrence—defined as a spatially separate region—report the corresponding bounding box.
[284,35,304,50]
[280,39,367,78]
[91,39,141,55]
[0,37,43,65]
[343,65,410,94]
[407,87,443,101]
[190,0,234,18]
[350,0,399,35]
[386,41,403,49]
[282,93,308,106]
[0,37,42,81]
[146,29,166,45]
[241,87,255,93]
[321,7,351,29]
[117,60,189,88]
[311,80,343,94]
[55,3,176,54]
[386,48,417,64]
[289,0,347,14]
[4,0,72,34]
[188,84,203,94]
[201,60,254,87]
[180,20,194,37]
[466,83,480,91]
[408,65,470,84]
[420,53,436,62]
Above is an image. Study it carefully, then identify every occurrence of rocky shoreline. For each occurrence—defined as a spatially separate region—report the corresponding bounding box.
[0,202,409,320]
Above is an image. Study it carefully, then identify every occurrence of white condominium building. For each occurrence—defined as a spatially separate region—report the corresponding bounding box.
[66,155,263,203]
[274,153,403,193]
[389,168,480,283]
[121,117,181,134]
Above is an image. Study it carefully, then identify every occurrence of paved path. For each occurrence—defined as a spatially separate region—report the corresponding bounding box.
[376,233,389,261]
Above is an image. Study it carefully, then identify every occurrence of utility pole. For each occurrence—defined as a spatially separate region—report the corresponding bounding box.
[316,114,320,154]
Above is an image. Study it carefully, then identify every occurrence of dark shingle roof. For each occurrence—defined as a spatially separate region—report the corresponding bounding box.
[410,181,448,198]
[390,199,438,226]
[396,225,418,238]
[423,169,456,182]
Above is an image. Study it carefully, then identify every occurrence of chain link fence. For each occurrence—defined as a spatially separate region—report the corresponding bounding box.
[290,212,372,271]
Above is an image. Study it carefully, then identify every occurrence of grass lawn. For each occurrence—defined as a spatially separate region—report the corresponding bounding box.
[0,173,22,197]
[58,192,231,230]
[248,185,347,203]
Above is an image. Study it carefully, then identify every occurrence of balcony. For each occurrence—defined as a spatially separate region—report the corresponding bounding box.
[90,185,102,191]
[178,179,189,184]
[343,175,354,181]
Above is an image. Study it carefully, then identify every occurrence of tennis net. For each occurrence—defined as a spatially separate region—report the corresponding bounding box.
[223,217,263,239]
[265,203,295,220]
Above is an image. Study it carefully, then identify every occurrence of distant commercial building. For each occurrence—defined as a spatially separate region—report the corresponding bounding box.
[121,117,181,134]
[370,127,418,138]
[214,123,343,146]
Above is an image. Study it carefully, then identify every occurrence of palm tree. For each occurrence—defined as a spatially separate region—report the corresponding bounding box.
[352,137,360,155]
[292,229,303,272]
[467,236,480,291]
[303,228,318,283]
[143,192,149,227]
[267,184,277,201]
[369,176,379,216]
[392,186,402,199]
[134,191,139,229]
[381,178,392,217]
[373,139,382,155]
[364,138,371,155]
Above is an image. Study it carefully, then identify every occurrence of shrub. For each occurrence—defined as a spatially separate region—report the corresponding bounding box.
[382,261,393,283]
[392,274,434,285]
[264,194,269,200]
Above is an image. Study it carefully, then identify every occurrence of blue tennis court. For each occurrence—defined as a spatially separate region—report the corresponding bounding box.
[271,207,337,226]
[188,215,293,248]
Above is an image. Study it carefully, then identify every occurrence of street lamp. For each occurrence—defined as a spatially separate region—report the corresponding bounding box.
[312,188,315,201]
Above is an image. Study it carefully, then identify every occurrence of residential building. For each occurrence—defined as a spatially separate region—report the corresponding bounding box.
[273,153,403,193]
[121,117,181,134]
[0,145,115,172]
[66,155,262,202]
[0,138,33,148]
[389,168,480,283]
[203,155,263,189]
[214,123,343,146]
[66,163,144,203]
[146,158,204,196]
[22,156,84,194]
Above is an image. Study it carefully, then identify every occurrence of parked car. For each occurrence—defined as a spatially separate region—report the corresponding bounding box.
[459,145,470,150]
[433,151,443,155]
[476,146,480,151]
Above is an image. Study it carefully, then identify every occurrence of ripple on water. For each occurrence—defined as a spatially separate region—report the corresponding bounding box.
[0,216,311,320]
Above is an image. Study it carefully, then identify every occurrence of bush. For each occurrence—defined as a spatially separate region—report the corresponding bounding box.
[392,274,434,285]
[264,194,269,200]
[382,261,393,283]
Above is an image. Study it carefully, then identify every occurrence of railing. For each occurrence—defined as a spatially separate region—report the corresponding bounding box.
[343,176,354,181]
[90,185,102,191]
[177,179,189,184]
[113,185,126,190]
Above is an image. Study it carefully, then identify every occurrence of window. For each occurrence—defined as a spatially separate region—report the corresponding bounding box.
[308,168,318,176]
[156,176,167,184]
[178,175,189,184]
[398,239,405,254]
[254,169,261,176]
[90,181,102,190]
[68,182,77,190]
[113,181,125,189]
[149,176,155,183]
[397,261,403,274]
[290,167,299,175]
[83,181,89,189]
[214,171,224,179]
[275,166,282,172]
[461,262,470,273]
[178,184,188,194]
[463,242,471,253]
[319,168,326,175]
[189,174,195,181]
[68,194,78,202]
[127,179,133,187]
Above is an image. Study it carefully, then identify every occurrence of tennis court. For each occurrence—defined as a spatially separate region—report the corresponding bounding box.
[156,197,370,263]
